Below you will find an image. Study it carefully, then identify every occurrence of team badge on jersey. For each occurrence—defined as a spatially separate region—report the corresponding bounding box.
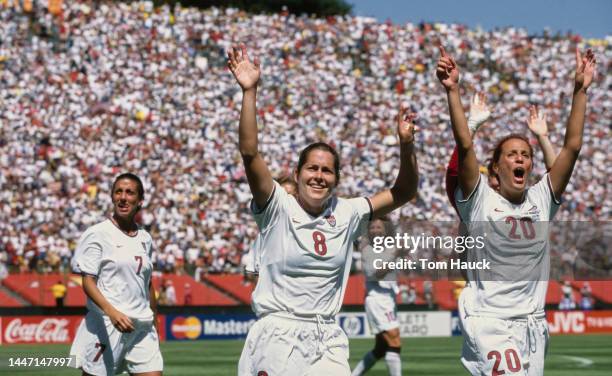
[325,214,336,227]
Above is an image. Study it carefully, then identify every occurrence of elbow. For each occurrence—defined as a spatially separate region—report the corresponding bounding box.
[391,183,417,205]
[239,146,259,160]
[564,143,582,157]
[457,139,473,154]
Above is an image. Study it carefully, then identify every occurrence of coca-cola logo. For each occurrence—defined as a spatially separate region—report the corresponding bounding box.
[5,318,70,344]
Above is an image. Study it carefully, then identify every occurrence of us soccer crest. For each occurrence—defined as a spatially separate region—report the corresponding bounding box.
[326,214,336,227]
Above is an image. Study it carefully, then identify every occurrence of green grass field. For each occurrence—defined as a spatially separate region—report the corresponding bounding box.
[0,335,611,375]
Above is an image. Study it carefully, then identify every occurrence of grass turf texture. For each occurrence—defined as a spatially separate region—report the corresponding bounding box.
[0,335,610,375]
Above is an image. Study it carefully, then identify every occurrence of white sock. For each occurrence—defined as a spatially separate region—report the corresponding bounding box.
[385,351,402,376]
[351,351,378,376]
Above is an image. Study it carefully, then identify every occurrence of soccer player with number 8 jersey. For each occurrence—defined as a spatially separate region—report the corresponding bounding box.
[227,43,418,375]
[436,43,597,375]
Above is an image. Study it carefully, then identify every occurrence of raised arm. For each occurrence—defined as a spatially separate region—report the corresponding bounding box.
[549,48,596,198]
[446,92,491,210]
[527,105,557,170]
[228,44,274,208]
[436,45,479,196]
[368,105,418,219]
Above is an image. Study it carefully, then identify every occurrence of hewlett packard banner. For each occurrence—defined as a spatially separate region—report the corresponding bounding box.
[337,312,372,338]
[337,311,452,338]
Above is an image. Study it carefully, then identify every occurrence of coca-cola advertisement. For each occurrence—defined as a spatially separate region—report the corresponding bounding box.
[1,316,82,345]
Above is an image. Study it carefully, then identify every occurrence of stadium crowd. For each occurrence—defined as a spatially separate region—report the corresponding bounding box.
[0,1,609,279]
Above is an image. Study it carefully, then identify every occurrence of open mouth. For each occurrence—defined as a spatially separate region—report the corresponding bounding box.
[512,167,525,184]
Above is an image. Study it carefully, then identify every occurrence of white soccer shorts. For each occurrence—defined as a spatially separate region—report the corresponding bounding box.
[460,314,549,376]
[238,313,350,376]
[365,295,400,334]
[70,311,163,376]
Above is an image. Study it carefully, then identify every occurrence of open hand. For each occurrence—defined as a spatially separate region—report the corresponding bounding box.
[527,105,548,136]
[574,48,596,92]
[228,43,261,91]
[469,92,491,124]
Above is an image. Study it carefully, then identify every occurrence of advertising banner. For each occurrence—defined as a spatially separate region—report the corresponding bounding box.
[165,313,256,341]
[337,312,371,338]
[547,310,612,334]
[0,315,82,345]
[397,311,452,337]
[0,315,167,345]
[451,310,462,336]
[338,311,452,338]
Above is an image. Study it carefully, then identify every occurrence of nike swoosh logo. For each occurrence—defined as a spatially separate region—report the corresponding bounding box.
[494,208,504,212]
[116,245,123,248]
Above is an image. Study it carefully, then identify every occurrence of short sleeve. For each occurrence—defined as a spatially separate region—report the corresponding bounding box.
[455,174,487,223]
[529,173,561,219]
[71,229,103,276]
[244,237,259,274]
[146,233,155,259]
[361,244,377,280]
[251,181,287,233]
[347,197,373,240]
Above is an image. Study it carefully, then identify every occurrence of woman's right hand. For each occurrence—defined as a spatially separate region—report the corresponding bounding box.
[228,43,261,92]
[107,307,135,333]
[436,45,460,91]
[527,105,548,137]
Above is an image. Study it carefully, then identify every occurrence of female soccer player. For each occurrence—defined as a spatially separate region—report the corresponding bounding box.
[446,94,558,212]
[228,43,418,375]
[70,173,162,376]
[352,218,402,376]
[437,44,596,376]
[243,176,298,283]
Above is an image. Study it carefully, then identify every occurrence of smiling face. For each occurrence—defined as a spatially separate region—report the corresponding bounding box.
[493,138,533,201]
[112,178,143,221]
[368,219,386,241]
[294,149,337,215]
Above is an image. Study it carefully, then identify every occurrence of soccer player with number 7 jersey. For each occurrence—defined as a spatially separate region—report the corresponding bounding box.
[70,173,163,376]
[436,43,597,376]
[228,43,418,375]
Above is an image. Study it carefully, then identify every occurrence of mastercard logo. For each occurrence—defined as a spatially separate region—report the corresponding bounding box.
[170,316,202,340]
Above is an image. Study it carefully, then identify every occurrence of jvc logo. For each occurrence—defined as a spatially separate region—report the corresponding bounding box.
[548,312,585,334]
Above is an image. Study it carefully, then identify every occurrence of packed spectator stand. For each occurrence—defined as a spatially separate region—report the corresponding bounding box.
[0,2,610,307]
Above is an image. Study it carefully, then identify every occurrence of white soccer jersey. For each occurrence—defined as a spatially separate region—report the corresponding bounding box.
[71,219,155,321]
[456,173,560,319]
[251,181,372,318]
[243,236,260,274]
[361,244,399,299]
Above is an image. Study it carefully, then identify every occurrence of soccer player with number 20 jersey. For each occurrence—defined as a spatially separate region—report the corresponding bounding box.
[437,43,596,375]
